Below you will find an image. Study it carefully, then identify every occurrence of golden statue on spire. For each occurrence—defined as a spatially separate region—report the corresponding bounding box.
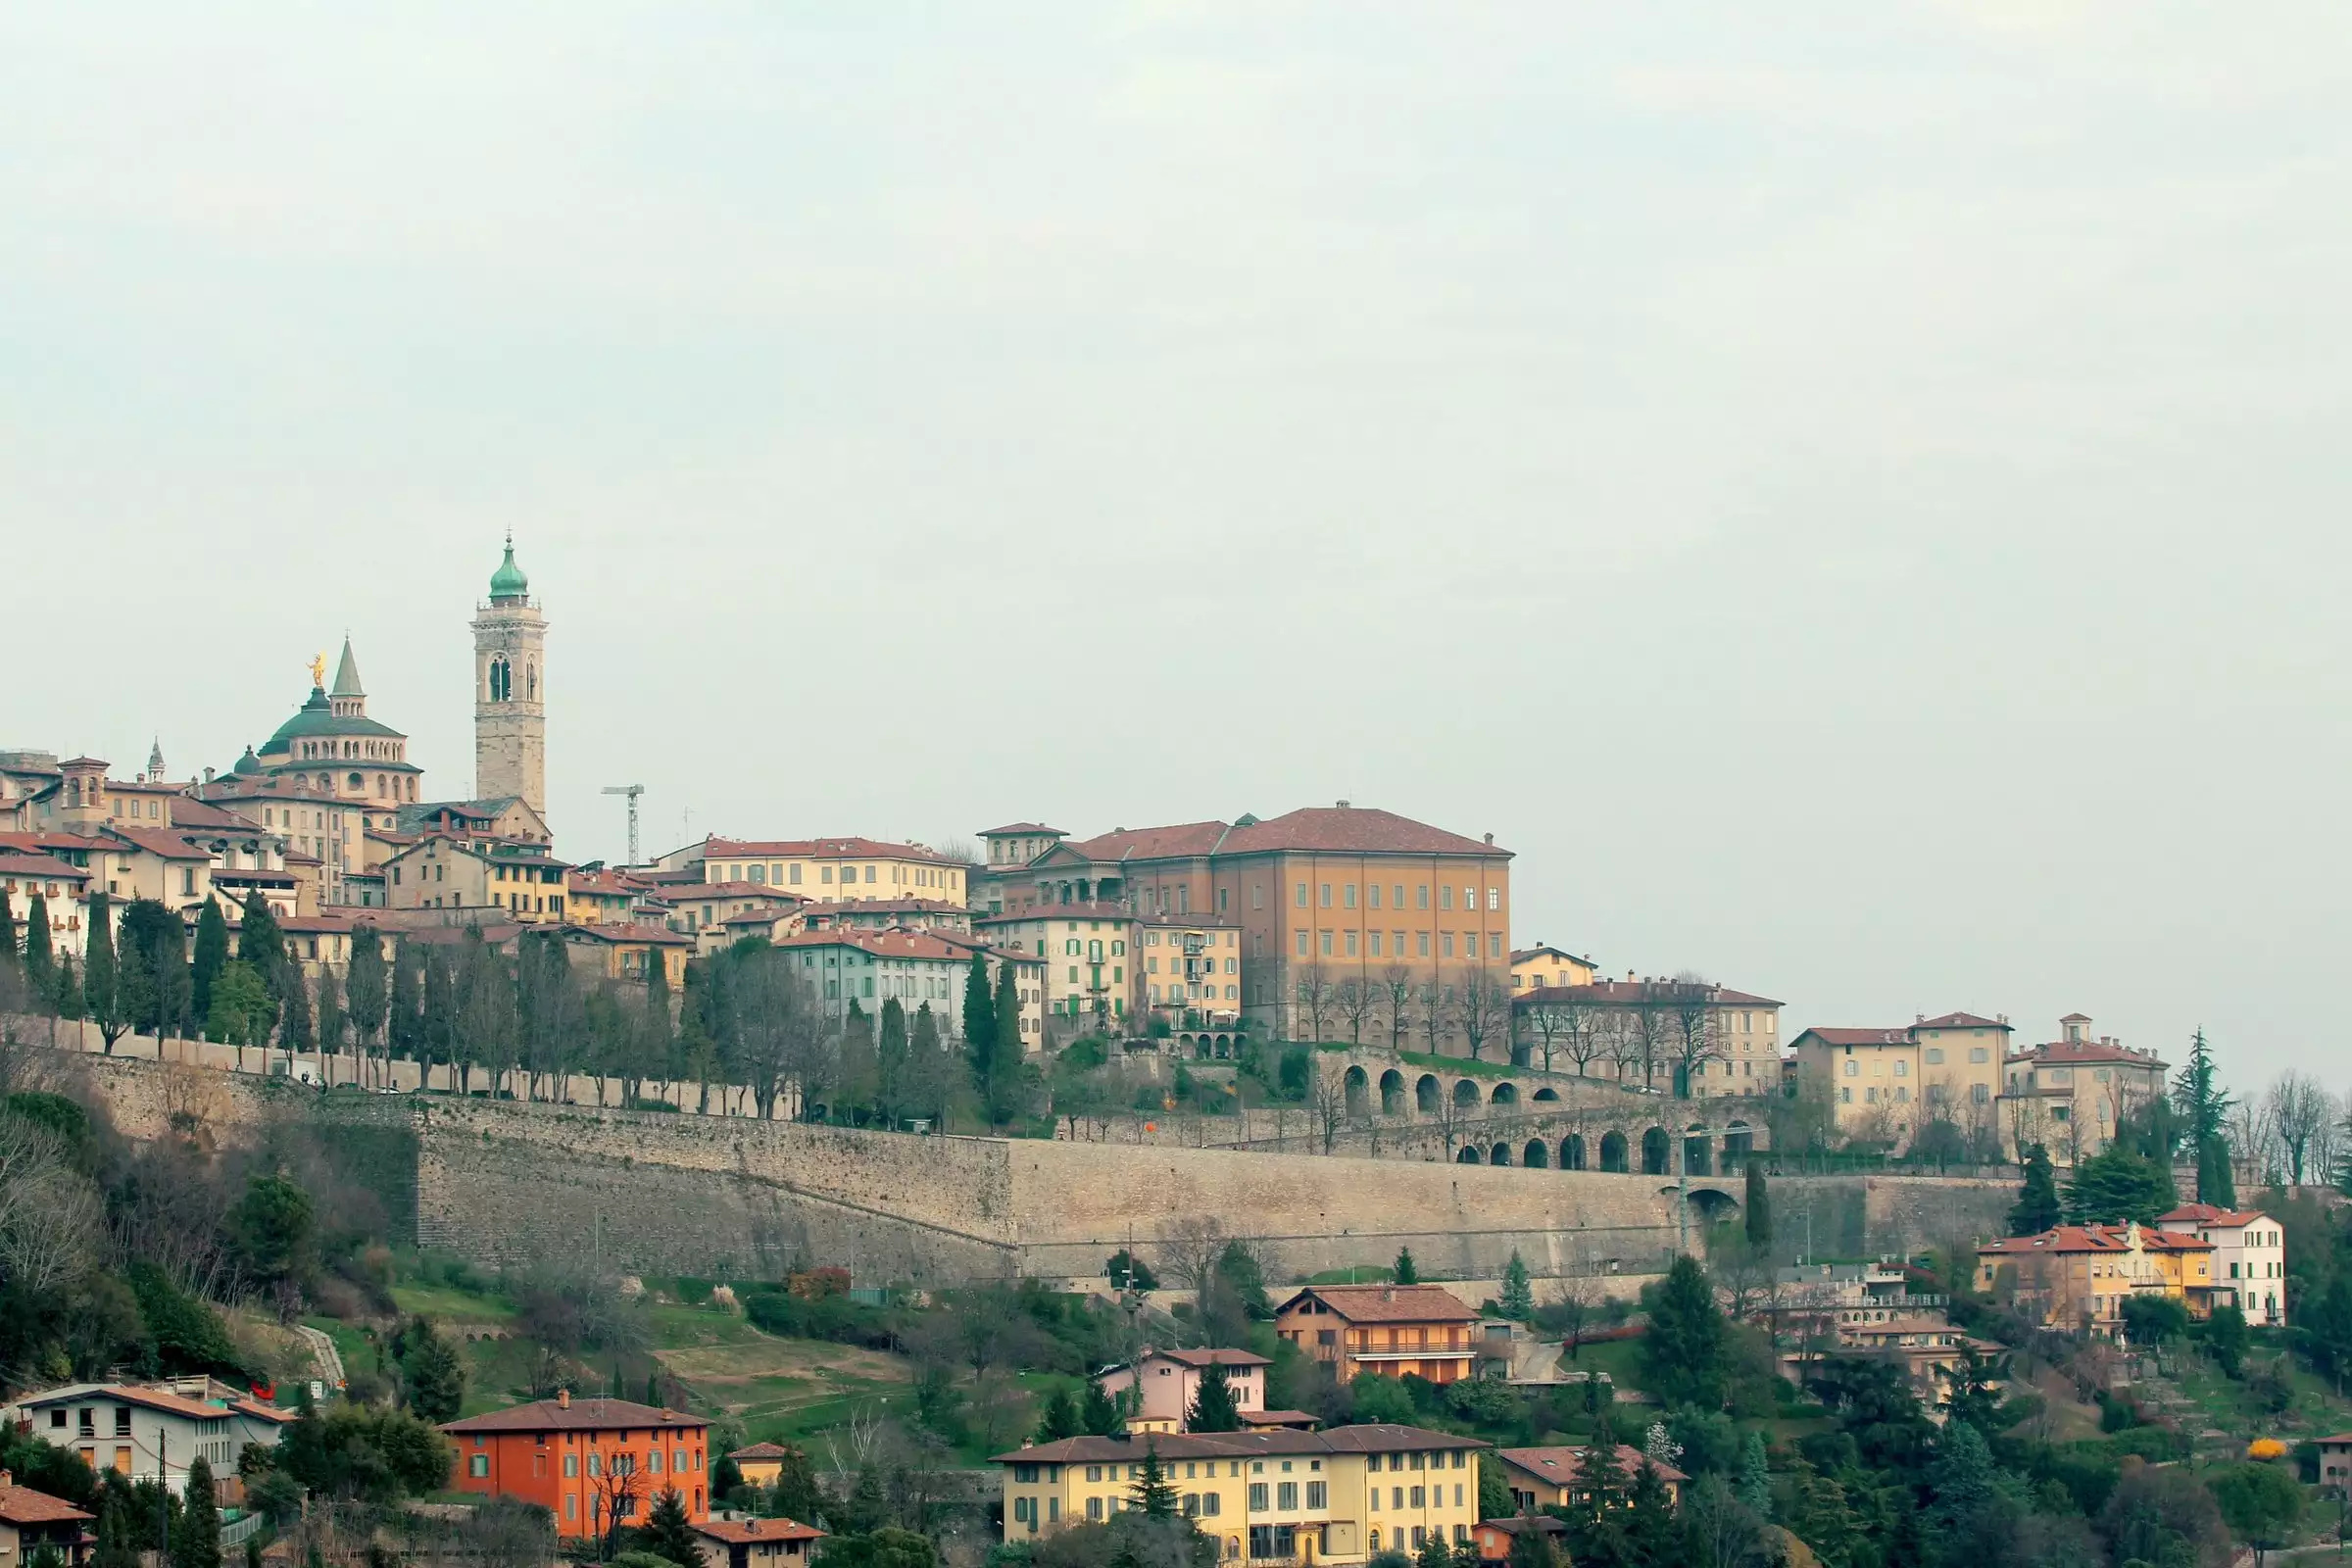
[309,651,327,689]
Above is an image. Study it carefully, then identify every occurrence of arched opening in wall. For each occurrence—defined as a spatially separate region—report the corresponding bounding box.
[1686,1188,1740,1225]
[1490,1142,1512,1166]
[1523,1139,1549,1169]
[1381,1069,1406,1116]
[1642,1126,1670,1175]
[1562,1134,1588,1170]
[1532,1087,1559,1102]
[1215,1039,1233,1059]
[1456,1146,1482,1164]
[1416,1075,1442,1114]
[488,656,511,702]
[1345,1066,1370,1117]
[1194,1038,1211,1059]
[1684,1127,1713,1177]
[1491,1082,1519,1107]
[1723,1121,1752,1169]
[1452,1079,1483,1108]
[1599,1131,1629,1172]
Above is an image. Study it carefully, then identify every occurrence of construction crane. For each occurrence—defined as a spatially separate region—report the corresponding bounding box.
[602,784,646,866]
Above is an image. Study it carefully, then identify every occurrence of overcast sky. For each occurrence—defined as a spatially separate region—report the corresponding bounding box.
[9,3,2348,1089]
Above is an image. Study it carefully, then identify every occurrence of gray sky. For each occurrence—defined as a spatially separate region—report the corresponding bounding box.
[9,3,2348,1088]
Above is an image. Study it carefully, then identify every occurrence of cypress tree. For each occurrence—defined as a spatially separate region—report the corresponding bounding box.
[190,898,230,1024]
[992,958,1024,1109]
[876,997,908,1125]
[53,953,81,1020]
[0,885,15,964]
[279,970,315,1056]
[1744,1162,1772,1248]
[345,924,388,1054]
[236,891,286,1005]
[23,892,54,1000]
[1735,1429,1772,1517]
[2008,1144,2062,1236]
[389,940,424,1059]
[172,1454,220,1568]
[84,893,127,1051]
[1500,1250,1535,1320]
[315,959,345,1054]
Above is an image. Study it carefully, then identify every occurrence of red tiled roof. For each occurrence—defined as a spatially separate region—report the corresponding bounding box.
[0,833,94,853]
[563,921,693,947]
[1065,821,1232,862]
[1510,946,1593,965]
[18,1384,225,1421]
[1497,1445,1689,1488]
[170,800,268,830]
[1275,1285,1478,1324]
[0,853,90,881]
[706,837,960,866]
[980,823,1065,837]
[978,902,1134,923]
[101,825,212,860]
[2158,1203,2271,1229]
[2020,1042,2169,1069]
[1796,1027,1912,1047]
[800,899,964,916]
[728,1442,797,1460]
[442,1397,710,1435]
[1150,1348,1270,1368]
[721,906,805,926]
[1521,980,1785,1009]
[695,1519,823,1545]
[279,915,360,934]
[1978,1224,2213,1255]
[1219,807,1508,859]
[1916,1012,2009,1030]
[996,1425,1484,1465]
[670,882,808,903]
[1139,912,1239,929]
[774,929,976,962]
[0,1482,93,1527]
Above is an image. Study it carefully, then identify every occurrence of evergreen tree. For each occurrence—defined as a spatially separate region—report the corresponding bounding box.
[1940,1344,2006,1433]
[0,885,15,965]
[122,899,190,1041]
[1620,1459,1680,1566]
[396,1317,466,1423]
[206,961,272,1064]
[315,959,345,1054]
[1033,1386,1080,1443]
[90,1476,140,1568]
[24,892,56,1004]
[837,1466,890,1535]
[83,893,127,1051]
[1780,1457,1865,1568]
[346,924,389,1056]
[638,1488,701,1567]
[767,1446,825,1525]
[961,954,998,1118]
[190,899,230,1025]
[875,998,909,1126]
[2203,1302,2250,1378]
[1500,1250,1535,1320]
[172,1454,220,1568]
[52,953,80,1021]
[1735,1430,1772,1518]
[1506,1521,1557,1568]
[2064,1138,2175,1224]
[1639,1254,1726,1409]
[1129,1444,1180,1518]
[1080,1380,1126,1437]
[2174,1026,2232,1188]
[1188,1362,1243,1432]
[1744,1162,1772,1249]
[278,969,315,1056]
[2202,1137,2239,1211]
[1926,1419,1996,1536]
[387,939,423,1059]
[2007,1145,2062,1236]
[1393,1249,1419,1285]
[991,959,1024,1116]
[911,1001,940,1056]
[236,891,286,1005]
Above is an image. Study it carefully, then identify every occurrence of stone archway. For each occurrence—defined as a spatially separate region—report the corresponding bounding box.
[1490,1142,1512,1166]
[1532,1087,1559,1102]
[1380,1069,1406,1116]
[1452,1079,1483,1108]
[1523,1138,1549,1169]
[1684,1124,1713,1177]
[1687,1188,1740,1224]
[1599,1131,1629,1172]
[1490,1082,1519,1107]
[1456,1145,1482,1164]
[1416,1074,1442,1114]
[1723,1120,1753,1169]
[1642,1126,1670,1175]
[1562,1134,1588,1170]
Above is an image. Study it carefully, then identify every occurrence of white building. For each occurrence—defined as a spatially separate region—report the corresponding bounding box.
[2159,1202,2288,1327]
[3,1383,289,1494]
[771,928,1046,1048]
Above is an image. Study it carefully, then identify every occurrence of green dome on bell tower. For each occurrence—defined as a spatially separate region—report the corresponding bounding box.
[489,533,529,602]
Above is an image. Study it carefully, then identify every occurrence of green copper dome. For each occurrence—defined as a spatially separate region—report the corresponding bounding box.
[260,685,405,756]
[489,536,528,601]
[231,745,263,776]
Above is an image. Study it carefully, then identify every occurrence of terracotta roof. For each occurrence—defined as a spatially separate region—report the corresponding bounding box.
[1520,980,1785,1009]
[1219,807,1508,859]
[1978,1224,2213,1255]
[0,833,95,854]
[773,929,977,962]
[980,823,1065,837]
[101,825,212,860]
[442,1397,709,1435]
[1240,1409,1319,1428]
[2019,1042,2168,1069]
[17,1384,226,1421]
[670,882,807,903]
[1149,1348,1270,1369]
[1063,821,1232,862]
[995,1424,1484,1465]
[279,915,361,934]
[563,921,692,947]
[721,906,806,926]
[0,853,90,881]
[728,1442,797,1460]
[1275,1285,1477,1324]
[1510,946,1593,965]
[695,1518,824,1545]
[1916,1012,2009,1030]
[0,1482,93,1527]
[213,866,297,885]
[1496,1445,1688,1487]
[1139,913,1239,929]
[978,902,1134,923]
[170,800,268,830]
[706,837,960,866]
[232,1398,297,1424]
[1795,1027,1911,1047]
[799,899,964,916]
[2159,1204,2272,1228]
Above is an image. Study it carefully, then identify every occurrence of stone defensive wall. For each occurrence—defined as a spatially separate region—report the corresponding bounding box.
[38,1049,2015,1289]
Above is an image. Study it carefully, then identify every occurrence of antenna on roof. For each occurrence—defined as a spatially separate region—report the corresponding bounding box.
[602,784,646,865]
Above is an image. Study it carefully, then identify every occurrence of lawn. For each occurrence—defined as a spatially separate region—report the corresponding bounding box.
[390,1283,517,1323]
[1305,1266,1396,1286]
[1398,1051,1519,1080]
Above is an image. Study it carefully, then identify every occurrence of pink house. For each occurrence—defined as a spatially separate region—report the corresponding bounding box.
[1095,1348,1289,1434]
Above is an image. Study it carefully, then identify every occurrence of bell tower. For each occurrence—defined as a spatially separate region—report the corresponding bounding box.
[472,534,548,817]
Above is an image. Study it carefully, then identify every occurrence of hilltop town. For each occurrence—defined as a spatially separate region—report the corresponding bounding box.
[0,544,2343,1568]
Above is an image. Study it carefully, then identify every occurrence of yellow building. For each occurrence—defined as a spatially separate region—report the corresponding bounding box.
[1141,914,1242,1024]
[994,1425,1486,1563]
[1507,945,1596,994]
[1511,977,1782,1098]
[1998,1016,2169,1166]
[681,836,968,906]
[382,835,571,922]
[559,920,692,988]
[1788,1012,2011,1152]
[1976,1221,2216,1340]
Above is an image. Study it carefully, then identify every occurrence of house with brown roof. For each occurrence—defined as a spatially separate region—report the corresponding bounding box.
[560,921,693,988]
[1786,1011,2012,1153]
[672,837,968,907]
[0,1471,93,1565]
[3,1383,283,1494]
[1997,1015,2169,1166]
[1492,1445,1686,1511]
[1977,1220,2216,1339]
[974,903,1139,1035]
[2159,1203,2287,1327]
[692,1515,822,1568]
[1096,1348,1274,1434]
[975,804,1514,1050]
[772,929,1045,1050]
[441,1392,710,1541]
[722,1442,797,1489]
[1516,976,1785,1102]
[1273,1285,1481,1385]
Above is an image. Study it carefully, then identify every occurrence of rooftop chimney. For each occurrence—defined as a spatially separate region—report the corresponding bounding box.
[557,1388,571,1409]
[1336,800,1350,808]
[1483,832,1494,845]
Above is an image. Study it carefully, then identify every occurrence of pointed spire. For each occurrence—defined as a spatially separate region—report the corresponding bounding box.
[147,737,165,780]
[331,635,366,698]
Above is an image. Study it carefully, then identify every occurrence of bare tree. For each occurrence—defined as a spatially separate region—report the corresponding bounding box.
[0,1112,101,1297]
[2230,1097,2278,1185]
[1306,1055,1351,1153]
[1459,978,1510,1062]
[1293,967,1336,1044]
[734,950,827,1119]
[1333,979,1378,1046]
[1154,1216,1229,1296]
[820,1401,887,1485]
[1665,978,1724,1099]
[2268,1071,2331,1186]
[1421,984,1461,1057]
[1378,966,1415,1050]
[1623,981,1675,1093]
[1427,1077,1474,1160]
[1522,988,1596,1076]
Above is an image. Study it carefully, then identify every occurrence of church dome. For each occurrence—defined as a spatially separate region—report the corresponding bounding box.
[231,745,263,776]
[261,683,405,756]
[489,538,529,601]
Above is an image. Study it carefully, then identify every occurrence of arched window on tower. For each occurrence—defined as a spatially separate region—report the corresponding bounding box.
[488,656,511,703]
[526,662,536,700]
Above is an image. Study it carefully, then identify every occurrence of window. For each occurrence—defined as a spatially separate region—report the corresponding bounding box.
[1442,933,1454,957]
[1416,932,1430,957]
[1414,885,1427,909]
[1925,1048,1944,1064]
[1088,1497,1104,1522]
[1970,1047,1989,1063]
[1319,884,1332,907]
[1346,932,1357,956]
[1306,1482,1327,1510]
[1277,1482,1298,1510]
[1487,888,1499,910]
[1843,1059,1859,1076]
[1490,933,1503,958]
[1343,885,1356,908]
[1440,886,1452,910]
[469,1454,490,1478]
[1320,931,1333,956]
[1893,1060,1908,1077]
[1368,884,1383,909]
[1296,931,1309,956]
[1204,1493,1221,1516]
[1295,883,1308,907]
[1249,1484,1269,1511]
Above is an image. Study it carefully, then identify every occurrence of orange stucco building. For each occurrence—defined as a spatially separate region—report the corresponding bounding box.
[442,1394,711,1540]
